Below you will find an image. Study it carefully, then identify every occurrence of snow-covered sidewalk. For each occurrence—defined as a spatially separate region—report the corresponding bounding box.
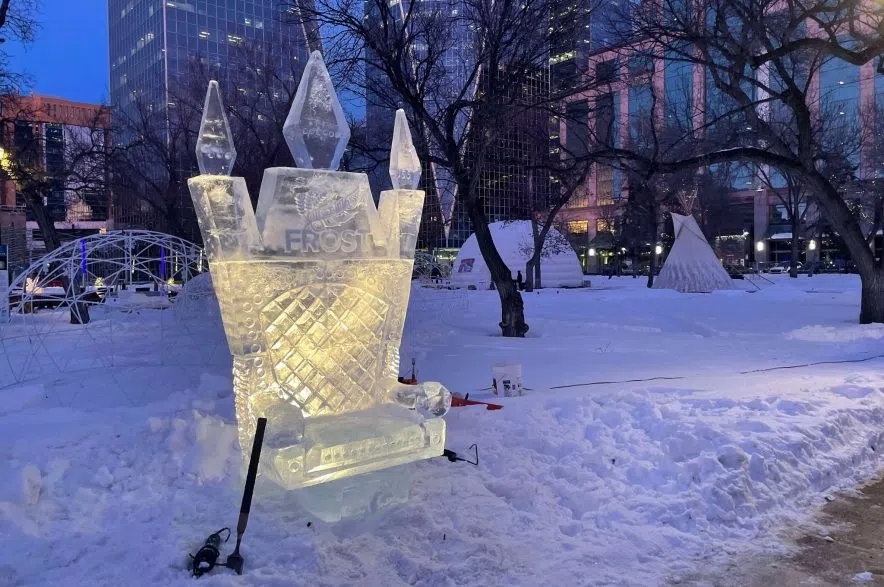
[3,275,884,586]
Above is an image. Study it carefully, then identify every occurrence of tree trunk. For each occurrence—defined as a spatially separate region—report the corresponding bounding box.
[648,206,657,288]
[534,255,542,289]
[789,210,800,278]
[466,199,528,337]
[525,217,539,292]
[809,173,884,323]
[66,274,91,325]
[525,257,536,292]
[860,268,884,324]
[24,192,61,251]
[647,222,658,288]
[23,191,90,323]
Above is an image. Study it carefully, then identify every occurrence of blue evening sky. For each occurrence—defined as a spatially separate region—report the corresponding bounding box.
[6,0,109,104]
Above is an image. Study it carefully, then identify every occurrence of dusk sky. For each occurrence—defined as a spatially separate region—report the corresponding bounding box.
[6,0,109,104]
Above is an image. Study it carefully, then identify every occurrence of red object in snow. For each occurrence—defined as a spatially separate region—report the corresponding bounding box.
[450,395,503,410]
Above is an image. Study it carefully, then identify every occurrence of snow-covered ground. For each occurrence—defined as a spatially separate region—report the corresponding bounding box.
[3,274,884,586]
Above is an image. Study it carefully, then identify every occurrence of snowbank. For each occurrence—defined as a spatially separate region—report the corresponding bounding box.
[2,275,884,585]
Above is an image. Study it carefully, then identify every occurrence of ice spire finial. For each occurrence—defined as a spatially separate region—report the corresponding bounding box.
[283,51,350,170]
[195,80,237,176]
[389,109,421,190]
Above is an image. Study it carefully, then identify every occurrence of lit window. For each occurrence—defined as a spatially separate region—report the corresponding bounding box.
[568,220,588,234]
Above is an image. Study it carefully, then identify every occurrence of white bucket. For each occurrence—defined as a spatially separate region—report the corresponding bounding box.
[492,361,523,397]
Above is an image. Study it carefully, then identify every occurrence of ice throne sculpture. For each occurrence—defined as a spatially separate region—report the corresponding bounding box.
[187,51,451,514]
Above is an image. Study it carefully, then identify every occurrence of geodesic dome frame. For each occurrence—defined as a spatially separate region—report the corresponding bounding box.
[7,230,204,315]
[0,231,230,392]
[412,252,451,282]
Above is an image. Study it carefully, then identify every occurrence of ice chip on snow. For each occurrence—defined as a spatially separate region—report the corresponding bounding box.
[195,81,237,176]
[395,382,452,417]
[389,109,421,190]
[283,50,350,170]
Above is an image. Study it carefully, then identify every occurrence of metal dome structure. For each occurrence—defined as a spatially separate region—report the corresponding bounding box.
[412,251,452,283]
[7,230,204,314]
[0,230,229,393]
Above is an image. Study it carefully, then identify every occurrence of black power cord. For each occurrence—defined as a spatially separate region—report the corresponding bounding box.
[185,417,267,579]
[189,528,231,577]
[442,444,479,466]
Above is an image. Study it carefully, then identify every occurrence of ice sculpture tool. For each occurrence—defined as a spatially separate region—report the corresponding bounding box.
[189,417,266,577]
[187,51,451,515]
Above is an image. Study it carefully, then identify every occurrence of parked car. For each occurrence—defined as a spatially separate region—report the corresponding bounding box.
[768,262,803,274]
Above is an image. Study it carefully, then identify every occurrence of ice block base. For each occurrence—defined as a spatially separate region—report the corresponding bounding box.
[293,465,414,523]
[261,404,445,491]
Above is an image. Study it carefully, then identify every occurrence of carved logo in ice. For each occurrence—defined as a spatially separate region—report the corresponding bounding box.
[289,177,362,231]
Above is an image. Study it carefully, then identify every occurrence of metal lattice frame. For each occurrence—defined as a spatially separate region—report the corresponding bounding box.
[0,231,230,393]
[7,230,204,312]
[412,252,452,283]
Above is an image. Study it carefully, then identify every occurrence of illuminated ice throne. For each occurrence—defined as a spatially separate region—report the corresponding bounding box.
[188,51,450,505]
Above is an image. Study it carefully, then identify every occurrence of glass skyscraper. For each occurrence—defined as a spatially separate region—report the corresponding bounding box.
[108,0,311,117]
[108,1,312,237]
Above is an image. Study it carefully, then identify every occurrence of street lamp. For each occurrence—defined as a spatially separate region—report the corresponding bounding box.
[588,248,596,257]
[756,241,765,252]
[808,239,817,251]
[654,244,663,255]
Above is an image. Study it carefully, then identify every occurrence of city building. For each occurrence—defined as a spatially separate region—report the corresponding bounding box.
[108,0,311,113]
[558,38,876,274]
[0,94,112,273]
[108,0,312,236]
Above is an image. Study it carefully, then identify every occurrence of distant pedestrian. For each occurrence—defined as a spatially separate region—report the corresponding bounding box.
[516,270,524,291]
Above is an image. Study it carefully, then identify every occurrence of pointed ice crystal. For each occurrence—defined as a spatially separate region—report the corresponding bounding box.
[195,81,237,176]
[389,109,421,190]
[283,51,350,170]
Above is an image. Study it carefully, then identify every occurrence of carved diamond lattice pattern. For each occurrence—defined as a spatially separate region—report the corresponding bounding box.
[261,283,388,417]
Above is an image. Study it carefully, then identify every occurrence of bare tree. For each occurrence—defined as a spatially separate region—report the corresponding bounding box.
[111,48,304,240]
[0,0,37,93]
[0,97,110,252]
[755,167,811,277]
[286,0,605,336]
[600,0,884,323]
[110,93,201,239]
[518,138,592,290]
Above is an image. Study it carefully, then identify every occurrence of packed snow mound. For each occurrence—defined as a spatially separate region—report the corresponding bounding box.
[173,272,221,322]
[451,221,584,289]
[787,323,884,342]
[654,213,736,293]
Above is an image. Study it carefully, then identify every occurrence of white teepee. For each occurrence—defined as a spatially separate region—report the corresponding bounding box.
[653,213,736,293]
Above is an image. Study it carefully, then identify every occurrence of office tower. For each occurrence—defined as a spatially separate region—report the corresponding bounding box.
[108,1,312,236]
[109,1,311,113]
